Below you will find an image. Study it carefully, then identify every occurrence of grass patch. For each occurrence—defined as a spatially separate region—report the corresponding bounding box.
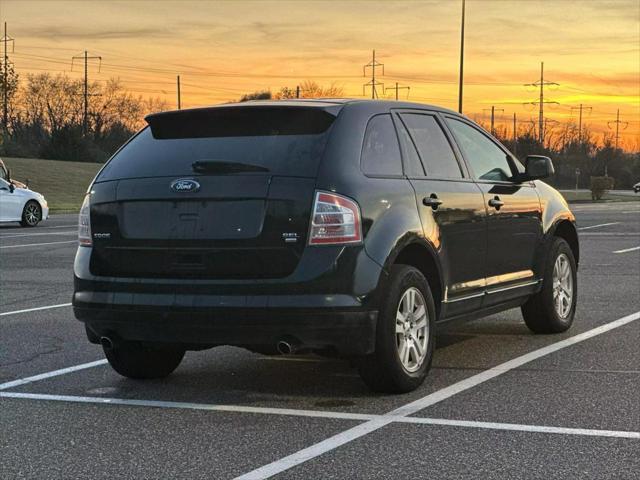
[4,157,102,212]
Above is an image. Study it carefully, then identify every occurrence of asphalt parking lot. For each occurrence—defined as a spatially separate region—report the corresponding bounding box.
[1,203,639,479]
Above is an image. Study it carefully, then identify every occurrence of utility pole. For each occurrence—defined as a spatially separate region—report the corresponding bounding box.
[608,109,628,152]
[524,62,559,144]
[363,50,384,99]
[385,82,410,100]
[482,105,504,136]
[72,51,102,136]
[458,0,465,113]
[512,112,517,155]
[607,109,628,177]
[570,103,592,144]
[176,75,181,109]
[1,22,15,132]
[296,85,300,99]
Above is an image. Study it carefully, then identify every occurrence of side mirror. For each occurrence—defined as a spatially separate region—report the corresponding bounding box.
[9,183,15,193]
[524,155,554,180]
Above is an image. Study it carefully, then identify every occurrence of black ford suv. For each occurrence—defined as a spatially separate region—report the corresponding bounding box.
[74,99,579,393]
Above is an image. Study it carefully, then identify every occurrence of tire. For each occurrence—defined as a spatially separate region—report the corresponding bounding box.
[103,342,185,379]
[20,201,42,227]
[357,265,436,393]
[522,237,577,334]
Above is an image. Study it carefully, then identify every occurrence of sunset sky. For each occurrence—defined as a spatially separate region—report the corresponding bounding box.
[1,0,638,149]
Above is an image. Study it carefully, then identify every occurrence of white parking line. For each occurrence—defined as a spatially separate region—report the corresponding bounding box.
[38,224,78,229]
[398,417,639,439]
[0,302,72,317]
[0,240,76,249]
[0,230,76,239]
[0,224,76,231]
[579,233,638,237]
[0,392,376,421]
[613,246,640,254]
[234,311,640,480]
[0,360,107,391]
[1,391,635,440]
[578,222,620,231]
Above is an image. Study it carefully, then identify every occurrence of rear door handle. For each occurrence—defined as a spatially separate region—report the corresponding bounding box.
[488,196,504,210]
[423,195,443,210]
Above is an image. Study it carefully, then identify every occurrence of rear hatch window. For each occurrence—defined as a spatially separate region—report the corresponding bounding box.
[97,106,337,181]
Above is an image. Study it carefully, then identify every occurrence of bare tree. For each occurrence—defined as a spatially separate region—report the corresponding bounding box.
[274,80,344,99]
[239,90,272,102]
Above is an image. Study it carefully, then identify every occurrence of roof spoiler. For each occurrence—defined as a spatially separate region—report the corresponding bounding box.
[145,105,338,139]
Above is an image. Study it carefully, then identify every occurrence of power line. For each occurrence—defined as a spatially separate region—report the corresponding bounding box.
[363,49,384,99]
[385,82,410,100]
[71,51,102,136]
[9,49,636,96]
[524,62,559,143]
[12,51,362,79]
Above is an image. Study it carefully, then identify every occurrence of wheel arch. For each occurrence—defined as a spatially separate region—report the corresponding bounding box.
[22,198,43,215]
[387,240,444,319]
[22,197,42,209]
[551,219,579,266]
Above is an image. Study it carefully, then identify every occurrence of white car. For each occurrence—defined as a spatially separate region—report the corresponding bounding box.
[0,178,49,227]
[634,182,640,194]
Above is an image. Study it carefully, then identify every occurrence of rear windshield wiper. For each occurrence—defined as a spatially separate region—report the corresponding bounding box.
[192,160,270,174]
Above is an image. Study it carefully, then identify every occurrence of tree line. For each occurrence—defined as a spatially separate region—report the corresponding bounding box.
[0,68,637,190]
[0,68,167,163]
[484,122,639,190]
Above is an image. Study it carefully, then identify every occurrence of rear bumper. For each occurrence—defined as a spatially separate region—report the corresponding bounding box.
[73,244,384,355]
[75,302,377,355]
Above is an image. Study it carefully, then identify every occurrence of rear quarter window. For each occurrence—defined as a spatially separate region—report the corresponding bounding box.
[360,114,403,177]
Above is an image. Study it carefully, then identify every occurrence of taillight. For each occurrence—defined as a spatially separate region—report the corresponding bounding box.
[78,193,92,246]
[309,191,362,245]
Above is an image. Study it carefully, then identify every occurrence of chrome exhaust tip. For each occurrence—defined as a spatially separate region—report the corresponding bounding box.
[276,336,301,355]
[100,336,115,351]
[276,340,292,355]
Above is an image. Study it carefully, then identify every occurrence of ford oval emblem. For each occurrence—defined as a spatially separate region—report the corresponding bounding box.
[170,179,200,193]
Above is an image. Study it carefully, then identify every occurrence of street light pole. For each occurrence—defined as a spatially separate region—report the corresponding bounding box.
[458,0,465,114]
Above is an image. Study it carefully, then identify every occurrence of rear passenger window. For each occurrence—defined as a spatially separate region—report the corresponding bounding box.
[400,114,462,179]
[361,115,403,176]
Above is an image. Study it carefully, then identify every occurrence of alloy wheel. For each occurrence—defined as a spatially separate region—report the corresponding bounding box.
[552,253,573,318]
[25,203,40,226]
[395,287,429,372]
